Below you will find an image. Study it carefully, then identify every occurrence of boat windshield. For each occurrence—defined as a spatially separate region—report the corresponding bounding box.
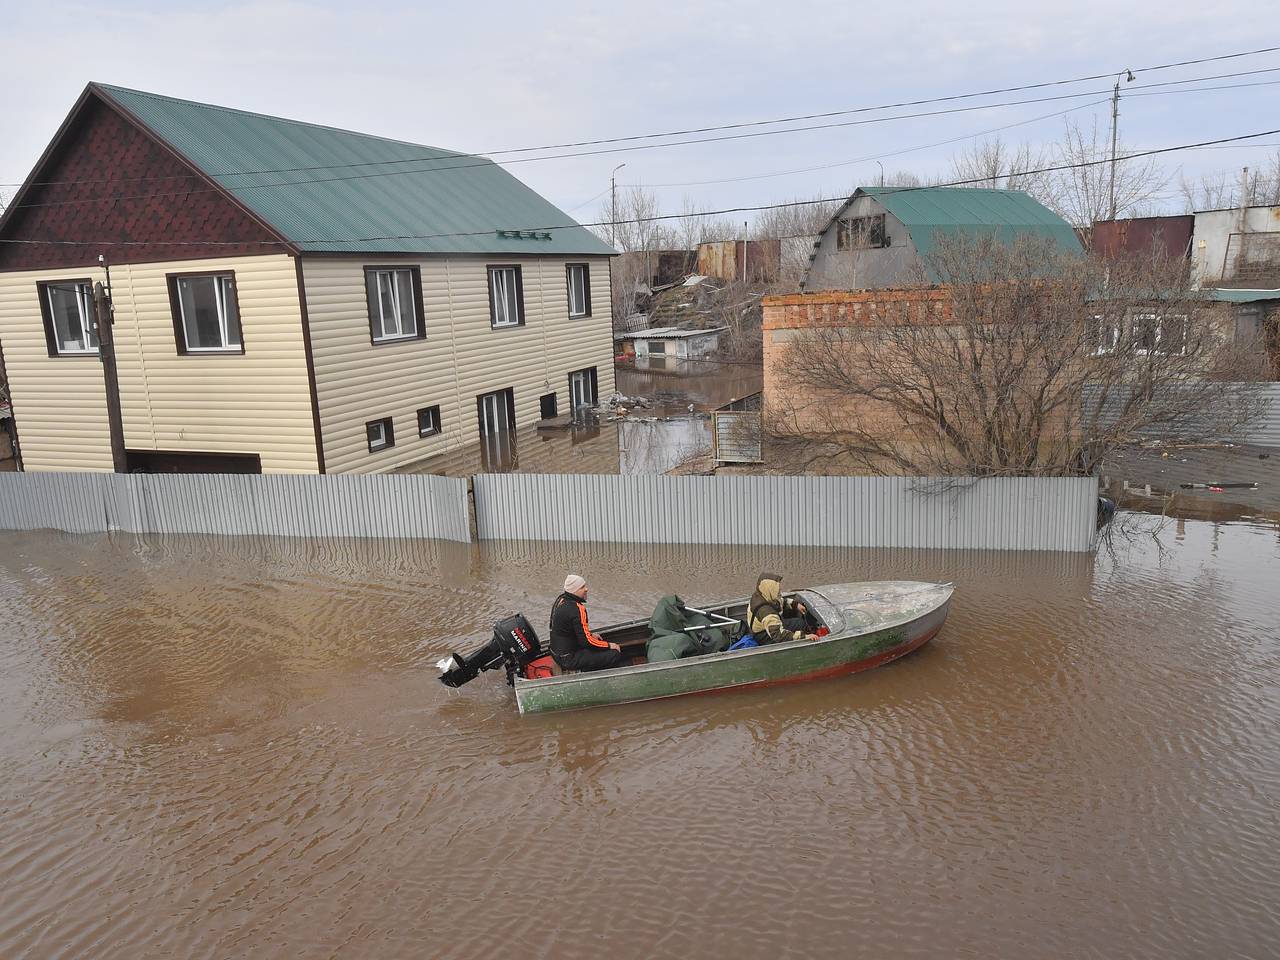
[796,590,844,634]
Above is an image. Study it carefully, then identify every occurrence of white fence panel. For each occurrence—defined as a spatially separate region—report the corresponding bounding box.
[473,474,1097,552]
[0,472,472,542]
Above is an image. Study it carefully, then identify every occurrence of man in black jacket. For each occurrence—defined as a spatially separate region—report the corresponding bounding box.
[550,574,626,672]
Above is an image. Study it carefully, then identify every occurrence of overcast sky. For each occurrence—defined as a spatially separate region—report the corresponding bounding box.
[1,0,1277,226]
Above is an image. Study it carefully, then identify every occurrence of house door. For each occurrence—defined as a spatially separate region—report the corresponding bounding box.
[476,388,516,471]
[569,367,598,411]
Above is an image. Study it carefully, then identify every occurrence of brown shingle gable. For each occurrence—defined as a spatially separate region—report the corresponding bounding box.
[0,87,290,271]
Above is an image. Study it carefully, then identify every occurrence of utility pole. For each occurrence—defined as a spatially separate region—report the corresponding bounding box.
[1107,68,1134,222]
[94,255,127,473]
[610,163,626,248]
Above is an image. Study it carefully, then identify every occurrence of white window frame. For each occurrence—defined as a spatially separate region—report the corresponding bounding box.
[567,263,590,318]
[44,280,98,355]
[417,405,441,438]
[488,266,523,328]
[1133,313,1188,357]
[175,274,242,353]
[366,417,393,452]
[1092,314,1121,356]
[569,369,595,409]
[368,268,420,342]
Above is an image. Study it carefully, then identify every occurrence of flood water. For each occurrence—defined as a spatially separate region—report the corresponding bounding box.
[1,518,1278,958]
[396,364,760,477]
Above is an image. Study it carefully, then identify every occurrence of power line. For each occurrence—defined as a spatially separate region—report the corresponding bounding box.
[4,47,1280,190]
[617,98,1112,191]
[5,71,1276,214]
[4,127,1277,248]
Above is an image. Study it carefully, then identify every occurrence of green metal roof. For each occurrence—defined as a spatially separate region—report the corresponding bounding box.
[95,83,616,256]
[1205,287,1280,303]
[836,186,1081,277]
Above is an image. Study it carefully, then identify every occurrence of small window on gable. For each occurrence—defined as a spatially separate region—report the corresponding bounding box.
[567,263,591,318]
[836,214,889,251]
[417,405,442,438]
[38,280,98,356]
[488,265,525,328]
[365,267,423,343]
[168,273,243,353]
[367,416,395,452]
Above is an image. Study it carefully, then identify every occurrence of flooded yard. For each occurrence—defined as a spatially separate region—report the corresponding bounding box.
[395,363,759,477]
[1,515,1277,958]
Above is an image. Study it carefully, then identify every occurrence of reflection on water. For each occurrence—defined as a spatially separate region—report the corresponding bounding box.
[2,520,1278,958]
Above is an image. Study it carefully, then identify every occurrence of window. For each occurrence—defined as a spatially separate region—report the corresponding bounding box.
[38,280,98,356]
[836,214,889,251]
[487,266,525,328]
[540,392,559,419]
[569,367,598,410]
[366,416,395,452]
[1092,314,1121,355]
[566,263,591,318]
[647,339,668,355]
[364,267,423,343]
[1134,314,1188,356]
[417,405,442,438]
[168,273,242,353]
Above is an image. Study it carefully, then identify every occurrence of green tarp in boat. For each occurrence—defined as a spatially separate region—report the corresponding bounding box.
[646,595,734,662]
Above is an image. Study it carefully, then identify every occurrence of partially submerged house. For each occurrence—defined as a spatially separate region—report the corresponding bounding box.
[801,186,1081,291]
[621,326,728,360]
[0,83,615,473]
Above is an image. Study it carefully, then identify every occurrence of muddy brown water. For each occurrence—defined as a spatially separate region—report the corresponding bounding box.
[1,521,1278,959]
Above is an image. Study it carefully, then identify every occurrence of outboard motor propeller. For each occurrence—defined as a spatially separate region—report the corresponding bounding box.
[438,613,544,688]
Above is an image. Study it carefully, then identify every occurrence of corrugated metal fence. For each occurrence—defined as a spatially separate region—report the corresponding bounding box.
[0,471,1098,551]
[473,474,1097,552]
[0,472,472,541]
[1083,382,1280,447]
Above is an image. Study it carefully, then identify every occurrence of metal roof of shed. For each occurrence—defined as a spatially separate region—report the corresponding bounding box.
[626,326,728,339]
[95,83,615,257]
[814,186,1081,282]
[1205,287,1280,303]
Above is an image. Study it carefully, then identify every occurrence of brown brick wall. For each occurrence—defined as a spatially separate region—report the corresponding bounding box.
[764,287,953,332]
[0,92,285,272]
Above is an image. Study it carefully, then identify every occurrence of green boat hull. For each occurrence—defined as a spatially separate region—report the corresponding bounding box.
[513,581,952,715]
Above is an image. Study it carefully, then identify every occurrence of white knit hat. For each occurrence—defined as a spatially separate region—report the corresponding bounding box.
[563,573,587,593]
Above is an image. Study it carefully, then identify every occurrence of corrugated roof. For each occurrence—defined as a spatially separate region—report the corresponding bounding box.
[813,187,1081,283]
[627,326,728,338]
[1205,287,1280,303]
[859,186,1082,264]
[95,83,615,257]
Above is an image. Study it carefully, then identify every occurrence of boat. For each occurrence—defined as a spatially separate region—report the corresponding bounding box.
[439,581,953,715]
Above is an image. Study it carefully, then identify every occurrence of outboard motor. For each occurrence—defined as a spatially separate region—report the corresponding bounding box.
[437,613,544,688]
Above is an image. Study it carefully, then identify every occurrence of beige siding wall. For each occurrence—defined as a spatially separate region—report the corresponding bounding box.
[0,265,112,470]
[0,254,318,472]
[303,255,615,474]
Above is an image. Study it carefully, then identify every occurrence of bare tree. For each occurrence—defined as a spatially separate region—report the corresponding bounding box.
[950,136,1058,208]
[751,194,843,287]
[1050,118,1166,226]
[767,234,1261,477]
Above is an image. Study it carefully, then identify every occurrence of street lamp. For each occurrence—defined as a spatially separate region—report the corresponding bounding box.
[875,160,885,188]
[610,163,627,247]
